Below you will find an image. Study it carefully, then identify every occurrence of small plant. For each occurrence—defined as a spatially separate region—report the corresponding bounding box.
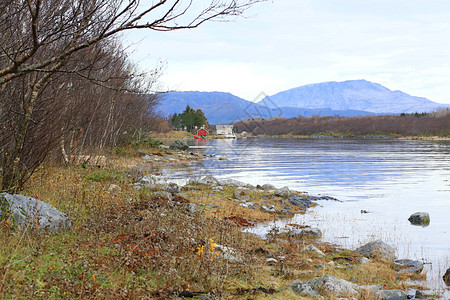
[85,169,122,182]
[0,194,12,224]
[196,237,220,261]
[114,147,126,155]
[267,225,280,244]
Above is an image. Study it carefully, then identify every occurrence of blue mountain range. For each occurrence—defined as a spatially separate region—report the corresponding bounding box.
[156,80,448,124]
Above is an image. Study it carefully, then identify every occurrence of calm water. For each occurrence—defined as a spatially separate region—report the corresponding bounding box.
[187,137,450,296]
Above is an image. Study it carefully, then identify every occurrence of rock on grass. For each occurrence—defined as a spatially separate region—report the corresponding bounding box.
[356,240,395,261]
[0,193,71,231]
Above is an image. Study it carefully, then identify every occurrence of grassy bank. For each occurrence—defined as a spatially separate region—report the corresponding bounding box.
[0,140,424,299]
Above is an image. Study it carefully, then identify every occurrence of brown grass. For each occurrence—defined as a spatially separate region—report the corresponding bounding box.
[0,145,414,299]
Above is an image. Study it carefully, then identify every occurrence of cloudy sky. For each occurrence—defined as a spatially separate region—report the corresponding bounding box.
[123,0,450,104]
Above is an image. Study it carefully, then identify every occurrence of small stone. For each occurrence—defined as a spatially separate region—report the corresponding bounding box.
[198,175,219,186]
[289,280,320,297]
[261,184,276,191]
[153,191,172,201]
[415,290,427,299]
[360,257,371,264]
[288,194,313,207]
[234,189,251,201]
[314,264,325,269]
[307,275,359,297]
[290,228,322,239]
[183,203,197,214]
[108,184,121,192]
[215,244,242,263]
[169,140,189,151]
[301,244,325,257]
[327,261,336,268]
[394,259,423,273]
[356,240,396,261]
[162,182,180,193]
[408,212,430,227]
[443,267,450,286]
[274,186,290,198]
[375,289,407,300]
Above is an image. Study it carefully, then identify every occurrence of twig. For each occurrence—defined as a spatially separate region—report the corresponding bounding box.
[4,255,31,269]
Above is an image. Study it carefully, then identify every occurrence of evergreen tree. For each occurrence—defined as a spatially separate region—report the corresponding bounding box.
[171,105,208,132]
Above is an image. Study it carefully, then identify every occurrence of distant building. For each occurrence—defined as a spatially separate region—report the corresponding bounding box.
[197,128,208,138]
[216,125,233,136]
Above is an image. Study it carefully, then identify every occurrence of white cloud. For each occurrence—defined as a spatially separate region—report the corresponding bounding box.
[123,0,450,104]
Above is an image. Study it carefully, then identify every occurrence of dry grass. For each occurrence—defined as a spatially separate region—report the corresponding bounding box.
[0,144,415,299]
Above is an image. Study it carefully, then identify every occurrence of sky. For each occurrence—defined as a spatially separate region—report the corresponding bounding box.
[123,0,450,104]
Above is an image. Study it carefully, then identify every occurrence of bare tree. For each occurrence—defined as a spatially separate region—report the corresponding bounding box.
[0,0,265,191]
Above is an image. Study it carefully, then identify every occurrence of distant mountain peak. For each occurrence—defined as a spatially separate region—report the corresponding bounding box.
[259,80,445,113]
[156,81,449,124]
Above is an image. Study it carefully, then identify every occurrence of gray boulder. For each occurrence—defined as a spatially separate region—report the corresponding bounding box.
[408,212,430,227]
[153,191,172,201]
[359,285,384,293]
[291,228,323,239]
[162,182,180,194]
[444,267,450,286]
[139,175,155,185]
[234,189,251,201]
[356,240,396,261]
[274,186,290,198]
[307,275,359,297]
[360,257,371,264]
[197,175,219,186]
[415,290,427,299]
[214,244,242,263]
[261,183,276,191]
[0,193,71,231]
[289,280,320,297]
[108,184,121,192]
[301,244,326,257]
[394,259,423,274]
[288,194,313,207]
[183,203,198,214]
[217,178,247,187]
[169,140,189,151]
[375,289,407,300]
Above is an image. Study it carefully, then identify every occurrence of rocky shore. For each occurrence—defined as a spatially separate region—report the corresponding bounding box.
[2,142,448,299]
[133,171,434,299]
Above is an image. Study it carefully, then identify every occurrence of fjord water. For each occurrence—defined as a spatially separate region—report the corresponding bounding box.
[195,138,450,295]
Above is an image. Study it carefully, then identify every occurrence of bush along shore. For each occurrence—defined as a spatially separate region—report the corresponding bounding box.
[0,139,443,299]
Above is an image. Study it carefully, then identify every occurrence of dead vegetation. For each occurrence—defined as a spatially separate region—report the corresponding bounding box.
[0,144,418,299]
[235,109,450,137]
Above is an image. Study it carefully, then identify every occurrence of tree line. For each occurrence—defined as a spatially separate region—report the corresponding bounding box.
[170,105,208,132]
[0,0,264,191]
[234,109,450,137]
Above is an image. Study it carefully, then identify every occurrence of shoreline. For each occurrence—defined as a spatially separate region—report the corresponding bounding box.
[241,133,450,141]
[2,139,447,299]
[150,146,445,299]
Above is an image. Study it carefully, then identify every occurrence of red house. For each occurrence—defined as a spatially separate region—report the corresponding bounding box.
[197,128,208,138]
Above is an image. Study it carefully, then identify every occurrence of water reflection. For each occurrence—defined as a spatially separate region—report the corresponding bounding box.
[189,138,450,297]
